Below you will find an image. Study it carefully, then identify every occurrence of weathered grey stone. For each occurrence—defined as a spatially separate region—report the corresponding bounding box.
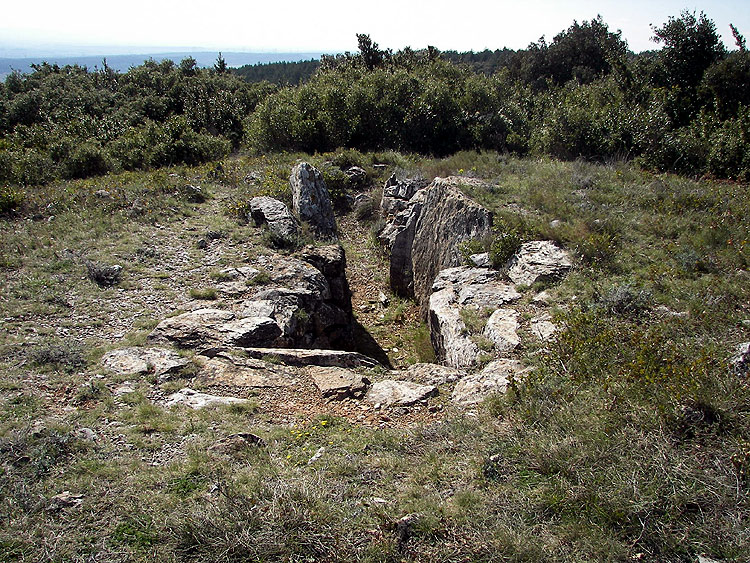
[402,363,465,385]
[248,196,300,246]
[101,347,188,378]
[300,244,351,310]
[428,267,521,368]
[166,388,249,409]
[241,347,379,368]
[470,252,490,267]
[507,241,572,286]
[208,433,266,457]
[309,366,369,398]
[345,166,367,185]
[452,359,528,405]
[731,342,750,376]
[483,309,519,353]
[379,174,424,218]
[290,162,336,238]
[429,288,480,368]
[148,309,281,350]
[365,380,437,406]
[197,351,299,387]
[382,177,493,305]
[531,313,557,341]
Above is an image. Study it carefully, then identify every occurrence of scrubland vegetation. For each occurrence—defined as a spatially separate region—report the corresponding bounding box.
[1,9,749,563]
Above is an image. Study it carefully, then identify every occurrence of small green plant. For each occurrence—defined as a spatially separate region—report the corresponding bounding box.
[246,270,272,286]
[188,287,218,300]
[28,340,86,373]
[489,229,524,268]
[111,517,158,549]
[459,307,488,335]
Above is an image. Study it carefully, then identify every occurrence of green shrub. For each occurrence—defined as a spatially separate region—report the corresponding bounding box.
[0,185,24,213]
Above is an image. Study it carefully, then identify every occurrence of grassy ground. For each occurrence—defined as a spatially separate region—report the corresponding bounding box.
[0,150,748,561]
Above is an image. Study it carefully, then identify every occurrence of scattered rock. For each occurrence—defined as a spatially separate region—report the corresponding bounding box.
[248,196,300,247]
[731,342,750,376]
[75,427,97,442]
[309,366,370,399]
[402,363,465,385]
[101,347,189,379]
[165,388,250,409]
[452,359,529,405]
[47,491,84,512]
[507,241,572,286]
[530,313,557,341]
[532,290,551,305]
[308,446,326,465]
[365,380,437,406]
[113,382,137,396]
[345,166,367,185]
[483,309,520,353]
[208,433,266,457]
[290,162,337,238]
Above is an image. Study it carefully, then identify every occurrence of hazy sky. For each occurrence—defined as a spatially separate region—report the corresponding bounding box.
[2,0,749,54]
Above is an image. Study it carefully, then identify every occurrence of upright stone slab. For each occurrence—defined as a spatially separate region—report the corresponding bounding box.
[290,162,336,239]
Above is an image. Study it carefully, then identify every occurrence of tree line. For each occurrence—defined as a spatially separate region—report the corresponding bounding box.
[1,11,749,188]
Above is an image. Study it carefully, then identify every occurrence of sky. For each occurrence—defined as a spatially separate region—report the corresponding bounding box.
[2,0,749,56]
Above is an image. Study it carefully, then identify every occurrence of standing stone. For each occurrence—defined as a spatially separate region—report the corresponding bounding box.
[379,176,493,305]
[291,162,336,238]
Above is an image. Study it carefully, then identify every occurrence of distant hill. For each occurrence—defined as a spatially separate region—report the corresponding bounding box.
[0,51,325,78]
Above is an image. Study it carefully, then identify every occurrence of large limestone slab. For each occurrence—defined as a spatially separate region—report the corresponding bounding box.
[197,351,299,388]
[101,347,188,378]
[380,176,493,304]
[166,388,250,410]
[291,162,336,238]
[240,347,379,368]
[507,241,572,286]
[148,309,281,350]
[365,380,437,406]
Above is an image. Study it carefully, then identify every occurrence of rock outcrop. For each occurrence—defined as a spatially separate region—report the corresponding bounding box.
[309,366,369,399]
[248,196,300,247]
[166,388,251,410]
[379,176,493,304]
[291,162,336,238]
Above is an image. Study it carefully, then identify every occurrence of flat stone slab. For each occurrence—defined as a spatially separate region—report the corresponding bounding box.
[166,388,250,410]
[241,347,379,368]
[101,347,188,378]
[402,363,466,385]
[148,308,281,350]
[452,359,529,406]
[365,380,437,406]
[197,351,298,388]
[309,366,369,399]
